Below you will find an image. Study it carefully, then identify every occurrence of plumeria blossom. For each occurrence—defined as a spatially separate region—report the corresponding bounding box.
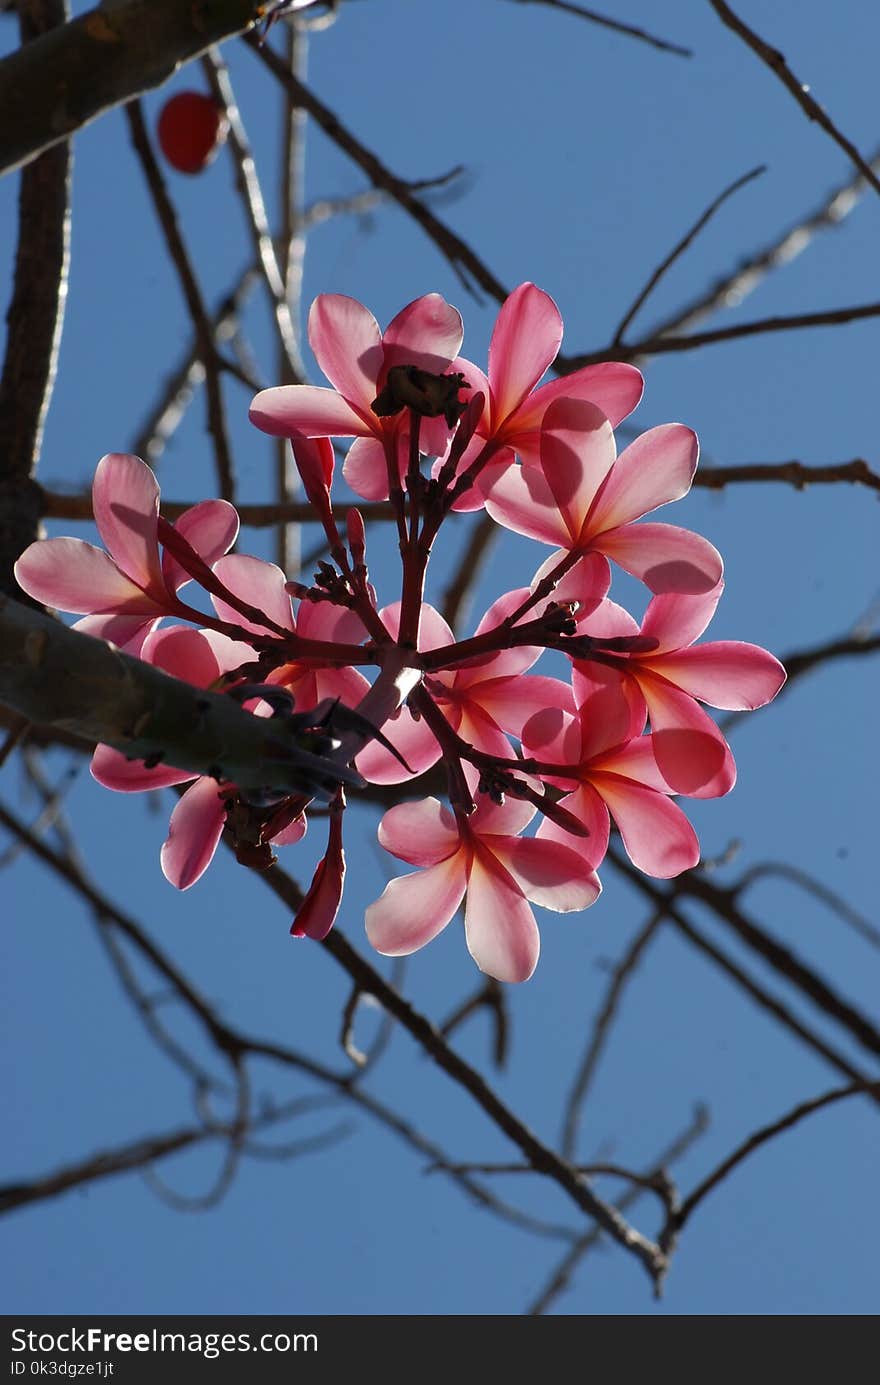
[570,583,786,797]
[249,292,464,500]
[13,284,786,981]
[521,676,701,879]
[365,793,600,983]
[483,397,722,595]
[14,452,239,653]
[356,589,596,784]
[436,282,644,511]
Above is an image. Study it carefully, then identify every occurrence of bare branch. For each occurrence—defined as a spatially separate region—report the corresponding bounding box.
[693,459,880,493]
[561,909,665,1158]
[613,165,765,345]
[663,1080,880,1248]
[246,32,510,303]
[507,0,692,57]
[0,1,71,598]
[708,0,880,198]
[644,147,880,340]
[125,100,237,501]
[0,1,262,178]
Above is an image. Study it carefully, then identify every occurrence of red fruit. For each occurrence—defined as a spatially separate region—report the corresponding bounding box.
[157,92,228,175]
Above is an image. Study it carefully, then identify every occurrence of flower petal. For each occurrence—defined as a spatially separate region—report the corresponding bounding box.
[308,293,384,414]
[464,851,540,983]
[539,397,617,535]
[161,499,240,595]
[355,706,441,784]
[639,583,723,653]
[490,834,601,911]
[591,772,700,877]
[588,424,699,532]
[489,283,563,424]
[342,435,395,501]
[637,671,735,797]
[537,782,611,871]
[381,293,464,374]
[483,465,571,546]
[92,453,165,595]
[366,854,467,955]
[598,521,723,594]
[211,554,294,634]
[249,384,370,439]
[160,777,227,890]
[475,675,575,738]
[377,797,460,865]
[14,537,164,614]
[648,642,787,710]
[141,625,225,687]
[517,360,644,433]
[91,744,193,792]
[73,613,160,655]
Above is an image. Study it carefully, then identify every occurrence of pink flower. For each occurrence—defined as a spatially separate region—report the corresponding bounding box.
[208,551,372,712]
[355,591,581,784]
[248,292,464,500]
[14,453,238,653]
[482,397,722,594]
[521,682,701,879]
[366,793,599,982]
[572,583,786,797]
[90,624,306,889]
[435,283,644,510]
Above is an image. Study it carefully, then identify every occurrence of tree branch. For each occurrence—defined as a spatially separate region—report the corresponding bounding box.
[0,0,263,178]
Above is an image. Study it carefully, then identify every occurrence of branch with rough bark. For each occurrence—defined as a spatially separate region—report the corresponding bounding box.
[0,0,264,177]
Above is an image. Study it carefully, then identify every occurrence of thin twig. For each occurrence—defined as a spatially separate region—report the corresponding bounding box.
[708,0,880,197]
[528,1106,710,1314]
[508,0,691,57]
[662,1080,880,1249]
[561,908,665,1159]
[246,32,510,303]
[735,862,880,952]
[613,166,765,344]
[124,99,238,501]
[202,49,304,381]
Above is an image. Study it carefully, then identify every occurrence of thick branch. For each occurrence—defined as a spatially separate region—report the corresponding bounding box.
[0,1,262,178]
[0,597,357,797]
[0,0,71,597]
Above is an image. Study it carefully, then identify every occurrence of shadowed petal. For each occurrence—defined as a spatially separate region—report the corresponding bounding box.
[598,522,723,594]
[489,283,563,424]
[517,360,644,433]
[343,435,395,501]
[212,553,294,634]
[161,499,240,594]
[381,293,464,374]
[92,453,164,595]
[588,424,699,532]
[649,642,787,710]
[640,583,723,653]
[592,773,700,877]
[308,293,384,412]
[91,744,193,793]
[638,670,736,797]
[490,835,601,911]
[160,777,227,890]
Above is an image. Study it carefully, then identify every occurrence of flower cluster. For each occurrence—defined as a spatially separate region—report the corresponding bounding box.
[16,284,785,981]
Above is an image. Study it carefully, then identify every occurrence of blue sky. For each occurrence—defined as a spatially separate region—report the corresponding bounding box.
[1,0,878,1315]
